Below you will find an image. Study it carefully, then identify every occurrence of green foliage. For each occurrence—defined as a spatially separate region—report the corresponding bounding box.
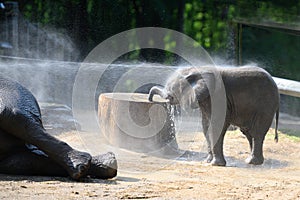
[235,0,300,24]
[11,1,300,116]
[278,129,300,142]
[16,0,299,67]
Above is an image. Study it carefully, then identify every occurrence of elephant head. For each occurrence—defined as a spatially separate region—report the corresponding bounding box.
[148,67,215,109]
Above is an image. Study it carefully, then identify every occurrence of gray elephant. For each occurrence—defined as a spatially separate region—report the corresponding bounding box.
[0,76,117,180]
[149,66,279,166]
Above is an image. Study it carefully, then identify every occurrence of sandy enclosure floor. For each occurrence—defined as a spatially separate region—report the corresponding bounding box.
[0,129,299,200]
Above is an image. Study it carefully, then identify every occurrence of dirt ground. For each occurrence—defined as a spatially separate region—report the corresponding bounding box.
[0,129,299,200]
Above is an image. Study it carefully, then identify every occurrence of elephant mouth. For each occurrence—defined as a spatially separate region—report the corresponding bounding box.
[166,95,180,105]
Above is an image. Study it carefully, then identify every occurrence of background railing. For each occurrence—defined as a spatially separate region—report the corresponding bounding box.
[273,77,300,98]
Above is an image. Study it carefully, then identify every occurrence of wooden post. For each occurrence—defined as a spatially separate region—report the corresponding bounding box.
[98,93,178,153]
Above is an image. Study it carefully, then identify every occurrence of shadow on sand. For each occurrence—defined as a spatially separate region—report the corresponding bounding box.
[0,173,119,184]
[147,146,289,170]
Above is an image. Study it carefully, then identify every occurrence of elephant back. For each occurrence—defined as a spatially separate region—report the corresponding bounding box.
[0,76,42,125]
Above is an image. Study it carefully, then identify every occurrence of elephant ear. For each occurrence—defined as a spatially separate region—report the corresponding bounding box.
[185,71,215,108]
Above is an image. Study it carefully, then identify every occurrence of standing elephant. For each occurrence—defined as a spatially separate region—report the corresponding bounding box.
[0,76,117,180]
[149,66,279,166]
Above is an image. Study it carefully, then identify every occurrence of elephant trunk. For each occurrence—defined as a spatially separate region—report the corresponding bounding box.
[148,86,167,101]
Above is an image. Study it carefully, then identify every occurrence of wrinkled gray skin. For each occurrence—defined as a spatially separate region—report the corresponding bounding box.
[149,66,279,166]
[0,76,117,180]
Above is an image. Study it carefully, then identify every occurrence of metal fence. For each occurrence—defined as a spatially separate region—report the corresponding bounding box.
[0,2,78,61]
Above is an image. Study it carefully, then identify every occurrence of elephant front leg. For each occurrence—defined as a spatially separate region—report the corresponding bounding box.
[245,136,265,165]
[204,135,213,163]
[88,152,118,179]
[202,116,212,163]
[1,114,91,180]
[210,124,229,166]
[0,150,117,179]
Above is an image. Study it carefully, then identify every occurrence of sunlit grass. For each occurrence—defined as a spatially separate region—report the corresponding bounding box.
[226,128,300,142]
[278,129,300,142]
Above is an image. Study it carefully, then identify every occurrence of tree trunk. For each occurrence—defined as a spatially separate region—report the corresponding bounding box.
[98,93,178,154]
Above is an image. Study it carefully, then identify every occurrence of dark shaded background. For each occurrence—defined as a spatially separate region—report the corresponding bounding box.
[11,1,299,76]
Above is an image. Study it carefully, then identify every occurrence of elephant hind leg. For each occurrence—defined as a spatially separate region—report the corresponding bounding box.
[0,150,118,179]
[246,111,274,165]
[0,150,67,177]
[244,120,270,165]
[245,136,265,165]
[241,129,253,151]
[241,129,264,165]
[0,129,25,158]
[0,112,91,180]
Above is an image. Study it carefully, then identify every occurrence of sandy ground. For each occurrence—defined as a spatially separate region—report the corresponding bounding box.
[0,129,299,200]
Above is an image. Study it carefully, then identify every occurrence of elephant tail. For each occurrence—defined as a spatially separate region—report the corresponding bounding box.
[274,108,279,143]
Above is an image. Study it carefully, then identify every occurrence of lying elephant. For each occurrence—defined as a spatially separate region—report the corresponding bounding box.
[149,66,279,166]
[0,76,117,180]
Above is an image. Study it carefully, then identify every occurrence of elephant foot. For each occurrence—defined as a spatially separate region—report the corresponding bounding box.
[63,150,92,180]
[88,152,117,179]
[245,155,264,165]
[205,153,213,163]
[211,157,226,166]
